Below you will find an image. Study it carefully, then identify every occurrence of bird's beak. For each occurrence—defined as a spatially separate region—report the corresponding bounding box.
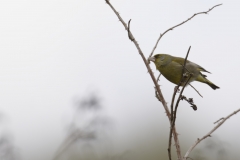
[148,57,155,62]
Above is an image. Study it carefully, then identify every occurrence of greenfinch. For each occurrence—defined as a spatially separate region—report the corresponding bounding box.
[149,54,219,90]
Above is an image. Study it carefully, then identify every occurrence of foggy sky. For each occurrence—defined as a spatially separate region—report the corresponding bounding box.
[0,0,239,160]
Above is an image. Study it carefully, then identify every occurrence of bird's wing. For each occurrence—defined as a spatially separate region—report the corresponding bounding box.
[172,57,211,74]
[171,57,185,65]
[196,64,211,73]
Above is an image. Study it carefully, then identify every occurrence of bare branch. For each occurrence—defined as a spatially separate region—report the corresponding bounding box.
[168,74,192,160]
[170,46,191,121]
[105,1,182,159]
[168,46,191,160]
[149,4,222,59]
[189,83,203,98]
[105,0,167,120]
[184,108,240,159]
[182,47,191,71]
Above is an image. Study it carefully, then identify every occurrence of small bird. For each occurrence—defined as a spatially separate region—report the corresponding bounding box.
[149,54,219,90]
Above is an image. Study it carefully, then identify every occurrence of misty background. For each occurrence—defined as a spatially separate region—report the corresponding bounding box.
[0,0,239,160]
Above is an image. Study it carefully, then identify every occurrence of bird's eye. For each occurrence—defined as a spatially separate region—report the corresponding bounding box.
[160,56,165,61]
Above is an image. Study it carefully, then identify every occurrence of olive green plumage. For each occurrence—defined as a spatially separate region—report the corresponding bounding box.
[149,54,219,90]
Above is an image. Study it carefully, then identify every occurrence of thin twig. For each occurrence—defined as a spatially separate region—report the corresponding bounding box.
[128,19,134,41]
[182,47,191,72]
[175,74,193,132]
[180,64,191,74]
[168,74,192,160]
[105,0,167,110]
[105,1,182,159]
[157,73,162,82]
[214,117,224,124]
[105,0,168,123]
[184,108,240,159]
[149,4,222,59]
[170,46,191,125]
[168,87,179,160]
[170,46,191,122]
[168,46,191,160]
[188,83,203,98]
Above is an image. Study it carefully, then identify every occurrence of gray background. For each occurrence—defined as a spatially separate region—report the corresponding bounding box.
[0,0,239,159]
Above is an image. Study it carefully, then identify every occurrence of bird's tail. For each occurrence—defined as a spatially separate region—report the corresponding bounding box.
[206,80,220,90]
[196,74,220,90]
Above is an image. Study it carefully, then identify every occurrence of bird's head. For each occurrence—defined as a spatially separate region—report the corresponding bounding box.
[149,54,172,67]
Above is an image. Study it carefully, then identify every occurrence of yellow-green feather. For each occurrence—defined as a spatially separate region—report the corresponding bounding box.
[153,54,219,90]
